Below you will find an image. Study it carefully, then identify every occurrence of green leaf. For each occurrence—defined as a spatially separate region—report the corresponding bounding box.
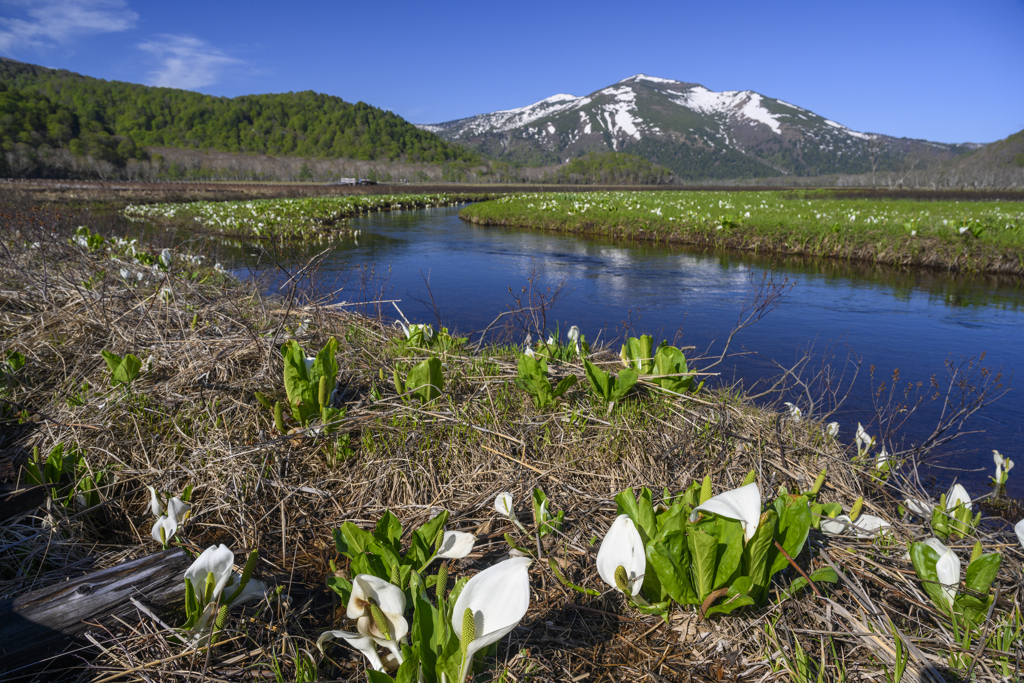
[333,521,375,557]
[406,357,444,404]
[647,525,699,605]
[611,368,638,402]
[367,671,396,683]
[281,340,316,424]
[551,373,577,399]
[548,557,600,596]
[113,353,141,386]
[964,553,1001,595]
[689,530,719,600]
[409,510,449,567]
[100,349,122,375]
[652,344,692,394]
[704,576,756,617]
[583,359,610,402]
[745,510,777,604]
[768,495,812,578]
[374,510,404,549]
[325,573,352,604]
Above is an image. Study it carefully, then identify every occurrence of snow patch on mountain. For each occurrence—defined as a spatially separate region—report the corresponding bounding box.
[621,73,680,85]
[824,119,872,140]
[599,86,642,141]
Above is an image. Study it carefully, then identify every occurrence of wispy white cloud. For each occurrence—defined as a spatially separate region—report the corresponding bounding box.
[0,0,137,52]
[137,34,241,90]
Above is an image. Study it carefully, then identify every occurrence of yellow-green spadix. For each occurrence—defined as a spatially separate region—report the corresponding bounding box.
[452,556,532,683]
[346,574,408,664]
[595,514,645,597]
[689,482,762,542]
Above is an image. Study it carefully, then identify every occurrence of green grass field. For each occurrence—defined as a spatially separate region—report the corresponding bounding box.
[460,191,1024,273]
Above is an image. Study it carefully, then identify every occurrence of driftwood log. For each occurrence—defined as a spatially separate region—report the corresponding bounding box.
[0,548,190,671]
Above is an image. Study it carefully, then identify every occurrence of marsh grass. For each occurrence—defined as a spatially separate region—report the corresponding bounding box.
[1,202,1022,682]
[461,191,1024,275]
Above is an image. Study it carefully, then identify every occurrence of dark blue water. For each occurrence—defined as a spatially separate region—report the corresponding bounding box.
[228,206,1023,498]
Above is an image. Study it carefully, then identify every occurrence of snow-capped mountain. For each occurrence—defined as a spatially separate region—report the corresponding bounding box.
[419,75,975,180]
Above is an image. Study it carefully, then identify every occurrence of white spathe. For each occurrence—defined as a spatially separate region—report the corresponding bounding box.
[904,498,934,517]
[595,514,645,596]
[946,483,972,511]
[875,448,890,470]
[820,515,850,536]
[347,574,406,621]
[826,422,839,438]
[994,450,1014,482]
[437,531,477,559]
[452,556,532,683]
[1015,519,1024,550]
[567,325,581,354]
[151,514,177,544]
[185,544,235,602]
[856,423,873,453]
[317,630,385,671]
[690,482,762,542]
[147,485,162,517]
[494,492,514,517]
[850,514,891,538]
[922,537,960,610]
[783,402,801,422]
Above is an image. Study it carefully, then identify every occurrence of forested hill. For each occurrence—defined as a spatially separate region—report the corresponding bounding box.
[0,58,477,168]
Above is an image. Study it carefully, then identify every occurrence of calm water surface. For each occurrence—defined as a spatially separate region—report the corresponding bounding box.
[225,206,1023,497]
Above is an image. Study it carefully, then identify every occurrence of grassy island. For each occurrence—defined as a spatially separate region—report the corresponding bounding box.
[460,190,1024,275]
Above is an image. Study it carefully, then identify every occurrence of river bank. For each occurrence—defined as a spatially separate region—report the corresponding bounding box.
[1,200,1022,682]
[460,191,1024,275]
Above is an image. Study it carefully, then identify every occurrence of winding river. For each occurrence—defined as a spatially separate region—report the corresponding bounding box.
[225,205,1023,498]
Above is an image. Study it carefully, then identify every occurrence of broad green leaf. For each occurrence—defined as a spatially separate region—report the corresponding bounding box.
[113,353,142,386]
[325,573,352,604]
[583,359,610,401]
[647,526,699,605]
[768,495,811,578]
[414,595,440,683]
[964,553,1001,595]
[374,510,404,549]
[689,529,718,599]
[367,671,396,683]
[704,576,755,617]
[100,349,122,375]
[745,510,777,604]
[409,510,449,567]
[612,368,638,402]
[333,521,375,557]
[406,357,444,404]
[552,373,577,399]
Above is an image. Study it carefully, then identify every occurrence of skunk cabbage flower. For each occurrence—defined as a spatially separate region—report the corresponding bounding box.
[876,448,890,470]
[347,574,408,664]
[826,422,839,438]
[994,450,1014,484]
[820,515,851,536]
[437,530,477,559]
[946,483,972,511]
[596,515,645,597]
[185,544,236,603]
[159,249,173,268]
[567,326,581,355]
[1015,519,1024,550]
[452,556,532,683]
[146,485,162,517]
[850,514,891,538]
[689,482,762,542]
[784,402,802,422]
[494,492,514,517]
[317,630,385,671]
[150,497,191,546]
[904,498,933,517]
[922,537,960,610]
[856,423,873,454]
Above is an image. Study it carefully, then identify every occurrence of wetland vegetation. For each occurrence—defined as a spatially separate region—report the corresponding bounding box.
[461,190,1024,274]
[1,194,1022,682]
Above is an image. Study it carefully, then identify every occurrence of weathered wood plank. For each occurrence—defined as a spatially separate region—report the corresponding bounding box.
[0,548,190,671]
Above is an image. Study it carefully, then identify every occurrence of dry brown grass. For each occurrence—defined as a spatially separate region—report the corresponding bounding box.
[1,202,1022,683]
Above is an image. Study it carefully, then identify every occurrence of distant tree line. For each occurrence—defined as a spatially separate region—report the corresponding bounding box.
[541,152,675,184]
[0,58,477,178]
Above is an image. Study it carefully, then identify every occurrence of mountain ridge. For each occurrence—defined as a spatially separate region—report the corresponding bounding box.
[418,74,980,180]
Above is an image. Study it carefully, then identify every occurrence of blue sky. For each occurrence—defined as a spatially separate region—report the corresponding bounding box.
[1,0,1021,143]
